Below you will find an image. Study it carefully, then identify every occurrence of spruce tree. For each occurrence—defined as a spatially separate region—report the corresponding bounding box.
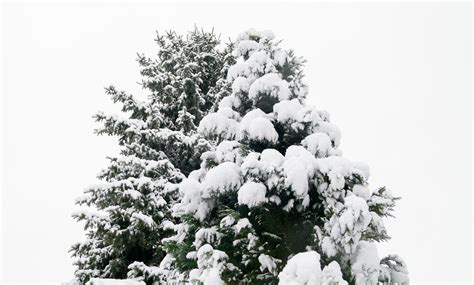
[168,29,408,284]
[71,28,234,284]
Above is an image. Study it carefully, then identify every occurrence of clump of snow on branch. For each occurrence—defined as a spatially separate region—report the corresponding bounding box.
[258,254,278,274]
[321,261,348,285]
[238,182,267,207]
[302,132,334,158]
[319,195,372,257]
[246,117,279,143]
[198,113,238,141]
[215,140,243,164]
[203,162,242,196]
[248,73,290,101]
[238,109,278,143]
[351,241,380,284]
[194,227,222,248]
[352,184,371,201]
[131,212,155,228]
[379,254,410,284]
[278,251,348,285]
[189,244,229,285]
[173,178,209,221]
[278,251,322,285]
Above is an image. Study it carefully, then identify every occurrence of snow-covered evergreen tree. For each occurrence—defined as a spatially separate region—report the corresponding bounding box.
[71,28,234,284]
[167,29,408,284]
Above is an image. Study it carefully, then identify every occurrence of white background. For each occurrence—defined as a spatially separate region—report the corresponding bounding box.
[2,1,472,283]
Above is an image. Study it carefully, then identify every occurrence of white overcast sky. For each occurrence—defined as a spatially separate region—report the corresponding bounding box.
[1,1,472,284]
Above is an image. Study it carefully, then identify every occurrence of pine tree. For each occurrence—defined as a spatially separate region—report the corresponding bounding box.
[71,28,234,284]
[168,29,408,284]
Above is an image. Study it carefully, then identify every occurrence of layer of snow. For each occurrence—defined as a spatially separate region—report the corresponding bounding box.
[246,117,279,143]
[191,244,229,285]
[278,251,322,285]
[194,226,221,248]
[283,157,309,199]
[322,196,372,256]
[234,40,260,58]
[240,152,282,189]
[174,178,209,221]
[321,236,337,258]
[316,121,341,147]
[227,62,250,81]
[258,254,277,273]
[232,76,250,93]
[272,49,288,66]
[218,94,241,109]
[282,146,318,203]
[352,184,371,200]
[321,261,348,285]
[240,109,267,129]
[233,218,252,233]
[249,73,290,101]
[131,212,155,227]
[351,241,380,285]
[235,28,275,42]
[352,161,371,180]
[260,148,284,167]
[339,196,372,236]
[316,156,369,191]
[246,50,275,75]
[220,215,236,227]
[215,140,242,164]
[273,99,303,123]
[300,105,323,125]
[380,254,410,284]
[239,109,279,143]
[217,107,240,120]
[198,113,237,140]
[124,189,142,200]
[301,132,333,158]
[203,162,242,196]
[238,181,267,207]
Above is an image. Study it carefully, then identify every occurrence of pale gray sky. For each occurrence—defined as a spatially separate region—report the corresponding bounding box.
[2,1,472,283]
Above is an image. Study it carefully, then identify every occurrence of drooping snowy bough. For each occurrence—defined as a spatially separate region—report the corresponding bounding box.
[166,29,409,284]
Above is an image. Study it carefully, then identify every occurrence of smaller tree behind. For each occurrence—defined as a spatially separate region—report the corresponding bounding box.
[71,28,234,283]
